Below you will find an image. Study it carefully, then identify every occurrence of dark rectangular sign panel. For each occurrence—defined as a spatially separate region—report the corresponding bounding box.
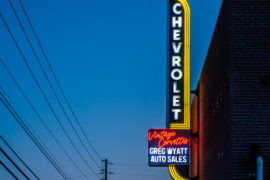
[148,129,190,166]
[167,0,185,125]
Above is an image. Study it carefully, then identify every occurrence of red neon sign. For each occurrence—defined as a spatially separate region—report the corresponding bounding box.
[148,130,189,148]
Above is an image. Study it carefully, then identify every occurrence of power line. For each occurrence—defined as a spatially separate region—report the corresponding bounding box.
[0,91,70,179]
[0,91,70,180]
[110,162,169,178]
[0,89,71,179]
[0,14,100,179]
[6,0,101,169]
[0,147,30,180]
[0,159,19,180]
[113,162,147,167]
[8,0,102,167]
[16,0,102,161]
[113,173,169,178]
[0,85,70,179]
[0,135,40,180]
[0,59,88,180]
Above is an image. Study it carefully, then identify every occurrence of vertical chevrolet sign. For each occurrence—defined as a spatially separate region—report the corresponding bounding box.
[167,0,190,179]
[167,0,190,129]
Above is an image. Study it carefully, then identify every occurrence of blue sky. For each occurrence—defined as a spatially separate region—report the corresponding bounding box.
[0,0,222,179]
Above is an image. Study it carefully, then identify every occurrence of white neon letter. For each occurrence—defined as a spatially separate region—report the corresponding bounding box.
[172,56,181,67]
[172,16,182,28]
[173,82,180,93]
[173,3,182,15]
[173,96,180,106]
[171,69,183,80]
[173,29,181,40]
[172,42,182,53]
[172,109,181,120]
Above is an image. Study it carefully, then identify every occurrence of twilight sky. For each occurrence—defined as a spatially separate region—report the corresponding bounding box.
[0,0,222,179]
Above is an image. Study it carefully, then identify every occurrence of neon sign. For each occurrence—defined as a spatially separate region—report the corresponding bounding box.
[148,130,189,148]
[148,129,190,166]
[148,0,191,178]
[167,0,185,125]
[167,0,190,130]
[167,0,191,179]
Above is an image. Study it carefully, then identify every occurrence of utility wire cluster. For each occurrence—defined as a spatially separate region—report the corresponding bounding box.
[0,0,104,179]
[0,1,170,180]
[0,136,40,180]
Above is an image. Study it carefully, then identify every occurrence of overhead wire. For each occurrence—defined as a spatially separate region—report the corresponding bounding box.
[0,147,30,180]
[0,159,19,180]
[54,173,97,180]
[0,135,40,180]
[113,162,147,167]
[0,13,101,179]
[113,173,169,178]
[0,91,69,180]
[7,0,102,169]
[0,59,88,180]
[111,162,169,178]
[0,85,70,179]
[17,0,102,161]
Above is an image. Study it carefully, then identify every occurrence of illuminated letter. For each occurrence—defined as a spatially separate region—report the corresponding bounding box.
[173,82,180,93]
[172,16,182,28]
[172,42,182,53]
[173,96,180,106]
[173,29,181,41]
[172,109,181,120]
[168,148,173,155]
[183,156,187,163]
[173,3,182,15]
[171,69,183,80]
[172,56,181,67]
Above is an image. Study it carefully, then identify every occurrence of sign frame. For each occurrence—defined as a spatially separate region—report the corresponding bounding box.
[166,0,191,179]
[166,0,190,130]
[148,129,190,167]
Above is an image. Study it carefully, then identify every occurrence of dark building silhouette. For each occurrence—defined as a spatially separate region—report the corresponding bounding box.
[190,0,270,179]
